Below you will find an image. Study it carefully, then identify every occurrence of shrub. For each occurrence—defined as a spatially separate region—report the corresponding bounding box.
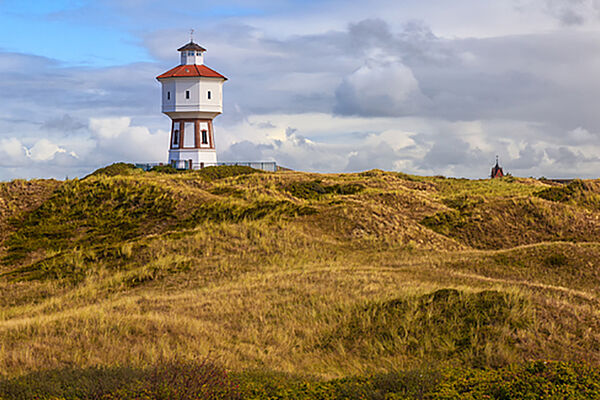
[0,361,241,400]
[196,166,262,181]
[84,163,143,178]
[284,180,364,200]
[105,360,241,400]
[183,200,316,226]
[149,165,180,174]
[535,179,600,210]
[322,289,530,367]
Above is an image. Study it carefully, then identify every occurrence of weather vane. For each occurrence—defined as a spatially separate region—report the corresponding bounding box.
[190,29,194,42]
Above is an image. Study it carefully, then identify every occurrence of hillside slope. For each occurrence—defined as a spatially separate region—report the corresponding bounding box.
[1,165,600,396]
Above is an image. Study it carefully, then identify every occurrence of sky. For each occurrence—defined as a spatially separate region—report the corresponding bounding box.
[1,0,600,180]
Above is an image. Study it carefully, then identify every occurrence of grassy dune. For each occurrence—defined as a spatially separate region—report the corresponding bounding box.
[1,164,600,398]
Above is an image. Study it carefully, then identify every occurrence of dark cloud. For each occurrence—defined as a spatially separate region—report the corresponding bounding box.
[510,143,545,169]
[344,141,400,172]
[542,0,595,26]
[545,146,585,165]
[219,140,275,161]
[417,133,485,169]
[41,114,86,132]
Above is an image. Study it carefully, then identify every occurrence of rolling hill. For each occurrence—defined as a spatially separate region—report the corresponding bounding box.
[1,164,600,399]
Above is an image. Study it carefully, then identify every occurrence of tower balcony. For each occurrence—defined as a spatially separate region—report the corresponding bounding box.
[162,104,222,120]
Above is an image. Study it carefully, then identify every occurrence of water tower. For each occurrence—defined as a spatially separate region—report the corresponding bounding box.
[156,37,227,169]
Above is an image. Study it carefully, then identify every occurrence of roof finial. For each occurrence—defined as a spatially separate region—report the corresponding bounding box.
[495,155,499,165]
[190,29,195,42]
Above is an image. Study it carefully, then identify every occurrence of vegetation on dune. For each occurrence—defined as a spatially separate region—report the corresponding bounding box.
[83,162,144,178]
[182,199,316,225]
[283,179,364,200]
[421,195,600,249]
[2,360,600,399]
[149,164,179,174]
[535,179,600,210]
[194,165,263,181]
[2,178,176,266]
[2,167,600,397]
[324,289,530,368]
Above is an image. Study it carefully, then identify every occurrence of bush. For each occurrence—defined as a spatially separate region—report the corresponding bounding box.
[0,360,241,400]
[105,360,241,400]
[84,163,143,178]
[196,166,262,181]
[183,200,316,226]
[149,165,180,174]
[535,179,600,211]
[322,289,530,368]
[284,180,364,200]
[3,362,600,399]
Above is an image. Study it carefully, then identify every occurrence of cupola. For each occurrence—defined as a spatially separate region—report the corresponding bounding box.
[178,41,206,65]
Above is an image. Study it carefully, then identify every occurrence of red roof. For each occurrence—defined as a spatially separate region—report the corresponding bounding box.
[156,64,227,80]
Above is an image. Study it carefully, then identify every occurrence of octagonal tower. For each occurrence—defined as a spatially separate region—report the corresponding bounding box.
[156,40,227,169]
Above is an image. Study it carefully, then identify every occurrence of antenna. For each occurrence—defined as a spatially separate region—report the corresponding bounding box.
[190,29,195,42]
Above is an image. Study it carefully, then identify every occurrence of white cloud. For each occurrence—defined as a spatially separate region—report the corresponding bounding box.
[28,138,67,161]
[88,117,168,163]
[0,138,28,165]
[334,55,427,117]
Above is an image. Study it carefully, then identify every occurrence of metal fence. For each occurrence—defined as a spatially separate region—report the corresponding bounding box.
[135,161,278,172]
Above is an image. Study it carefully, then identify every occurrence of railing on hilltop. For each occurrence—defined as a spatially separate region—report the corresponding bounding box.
[135,161,278,172]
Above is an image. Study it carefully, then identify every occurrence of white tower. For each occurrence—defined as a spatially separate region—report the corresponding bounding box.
[156,39,227,169]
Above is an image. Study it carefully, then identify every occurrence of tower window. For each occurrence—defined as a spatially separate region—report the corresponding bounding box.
[167,91,170,100]
[197,52,202,56]
[183,122,195,147]
[172,122,181,148]
[207,91,211,100]
[186,90,190,99]
[201,130,208,144]
[188,51,194,56]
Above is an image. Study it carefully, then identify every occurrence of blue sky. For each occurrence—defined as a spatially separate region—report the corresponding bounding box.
[2,0,600,179]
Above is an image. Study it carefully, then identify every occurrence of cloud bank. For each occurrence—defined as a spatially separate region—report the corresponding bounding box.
[1,1,600,180]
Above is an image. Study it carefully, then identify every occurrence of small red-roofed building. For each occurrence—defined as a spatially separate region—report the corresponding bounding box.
[491,156,504,179]
[156,38,227,169]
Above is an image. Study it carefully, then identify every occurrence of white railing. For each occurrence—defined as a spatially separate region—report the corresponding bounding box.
[135,161,278,172]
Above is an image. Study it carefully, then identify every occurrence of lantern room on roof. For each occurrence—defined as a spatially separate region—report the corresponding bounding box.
[178,41,206,65]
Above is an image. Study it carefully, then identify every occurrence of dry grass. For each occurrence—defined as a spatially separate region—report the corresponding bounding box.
[2,167,600,382]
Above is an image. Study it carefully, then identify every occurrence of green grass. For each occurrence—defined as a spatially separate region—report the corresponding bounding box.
[2,177,176,265]
[283,179,364,200]
[194,165,263,181]
[2,167,600,397]
[323,289,530,368]
[83,162,144,178]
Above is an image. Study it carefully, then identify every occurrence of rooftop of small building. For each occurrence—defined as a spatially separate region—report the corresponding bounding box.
[177,41,206,52]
